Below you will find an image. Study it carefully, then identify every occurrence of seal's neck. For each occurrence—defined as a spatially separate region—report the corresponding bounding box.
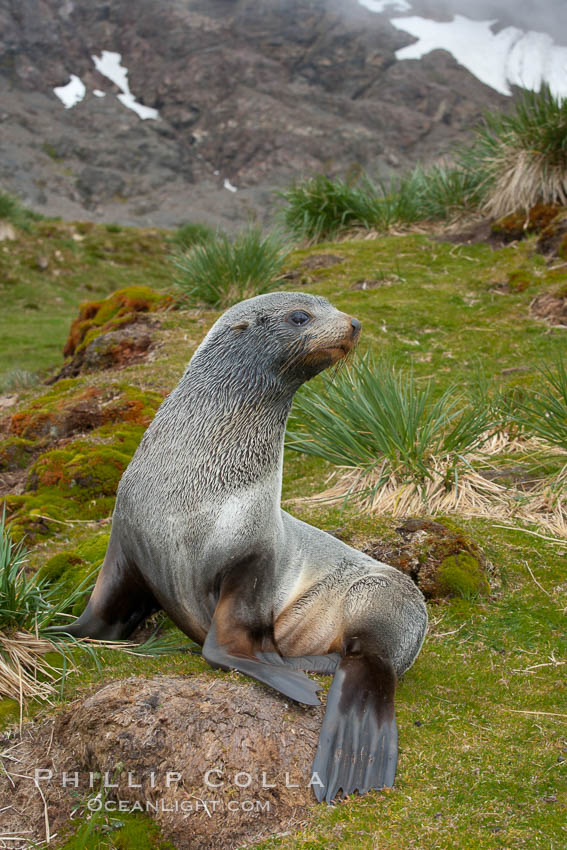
[164,357,297,494]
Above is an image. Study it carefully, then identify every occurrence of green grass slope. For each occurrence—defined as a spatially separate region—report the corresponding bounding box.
[0,221,172,389]
[0,221,566,849]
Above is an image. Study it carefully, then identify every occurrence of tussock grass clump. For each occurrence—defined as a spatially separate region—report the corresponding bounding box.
[287,357,567,534]
[463,84,567,218]
[279,166,484,242]
[280,87,567,241]
[173,225,290,307]
[173,221,216,249]
[279,174,383,242]
[0,510,90,702]
[396,164,485,221]
[287,355,495,488]
[0,512,193,707]
[0,369,39,393]
[515,358,567,451]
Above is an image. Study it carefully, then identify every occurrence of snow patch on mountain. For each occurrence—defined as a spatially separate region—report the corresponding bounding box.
[391,15,567,98]
[53,75,86,109]
[357,2,567,100]
[52,52,159,119]
[91,51,159,120]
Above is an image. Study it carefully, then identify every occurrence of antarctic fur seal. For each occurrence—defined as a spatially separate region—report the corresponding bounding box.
[59,292,428,803]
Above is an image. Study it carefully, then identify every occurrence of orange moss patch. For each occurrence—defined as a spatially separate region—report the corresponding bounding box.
[536,210,567,258]
[501,269,532,293]
[63,285,175,358]
[2,381,164,444]
[492,203,564,243]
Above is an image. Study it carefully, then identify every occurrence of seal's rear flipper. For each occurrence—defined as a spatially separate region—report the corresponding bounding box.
[312,655,398,804]
[203,621,321,706]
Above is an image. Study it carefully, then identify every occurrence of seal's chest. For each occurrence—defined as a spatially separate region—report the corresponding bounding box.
[212,484,277,542]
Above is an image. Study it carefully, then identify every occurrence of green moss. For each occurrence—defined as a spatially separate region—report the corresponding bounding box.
[25,441,130,497]
[0,436,36,470]
[6,423,147,541]
[39,551,84,581]
[75,532,112,564]
[27,440,135,497]
[436,552,490,599]
[57,812,176,850]
[37,531,110,614]
[5,488,111,542]
[0,697,20,729]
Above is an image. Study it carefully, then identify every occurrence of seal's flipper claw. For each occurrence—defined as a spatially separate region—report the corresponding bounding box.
[312,655,398,804]
[202,623,321,705]
[256,651,341,674]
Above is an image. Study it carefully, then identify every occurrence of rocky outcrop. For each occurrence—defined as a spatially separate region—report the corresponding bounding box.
[0,0,506,230]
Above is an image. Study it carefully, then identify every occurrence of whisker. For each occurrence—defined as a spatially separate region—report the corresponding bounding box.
[279,338,308,375]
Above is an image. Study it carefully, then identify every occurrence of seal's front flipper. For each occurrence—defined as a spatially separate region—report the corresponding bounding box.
[312,655,398,804]
[202,620,321,706]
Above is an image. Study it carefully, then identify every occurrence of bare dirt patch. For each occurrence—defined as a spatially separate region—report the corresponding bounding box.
[435,220,506,248]
[0,468,26,497]
[299,254,345,271]
[536,215,567,259]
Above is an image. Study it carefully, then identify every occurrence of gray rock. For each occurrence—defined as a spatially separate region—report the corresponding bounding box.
[0,0,508,230]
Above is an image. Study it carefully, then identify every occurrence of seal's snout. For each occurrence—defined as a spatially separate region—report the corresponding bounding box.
[327,313,361,360]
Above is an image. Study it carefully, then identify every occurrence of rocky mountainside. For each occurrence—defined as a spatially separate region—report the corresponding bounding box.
[0,0,508,230]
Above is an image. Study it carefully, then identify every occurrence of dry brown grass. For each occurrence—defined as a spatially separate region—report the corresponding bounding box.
[0,632,62,704]
[483,148,567,219]
[0,631,173,710]
[294,435,567,538]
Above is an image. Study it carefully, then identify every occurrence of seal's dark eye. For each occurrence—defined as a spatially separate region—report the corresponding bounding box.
[288,310,312,327]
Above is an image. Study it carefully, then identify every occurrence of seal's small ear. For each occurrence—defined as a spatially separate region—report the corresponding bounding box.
[232,321,249,333]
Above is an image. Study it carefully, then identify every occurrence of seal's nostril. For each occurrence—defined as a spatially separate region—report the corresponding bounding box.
[351,317,362,336]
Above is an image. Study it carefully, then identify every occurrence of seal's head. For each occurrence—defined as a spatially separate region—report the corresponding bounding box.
[194,292,361,389]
